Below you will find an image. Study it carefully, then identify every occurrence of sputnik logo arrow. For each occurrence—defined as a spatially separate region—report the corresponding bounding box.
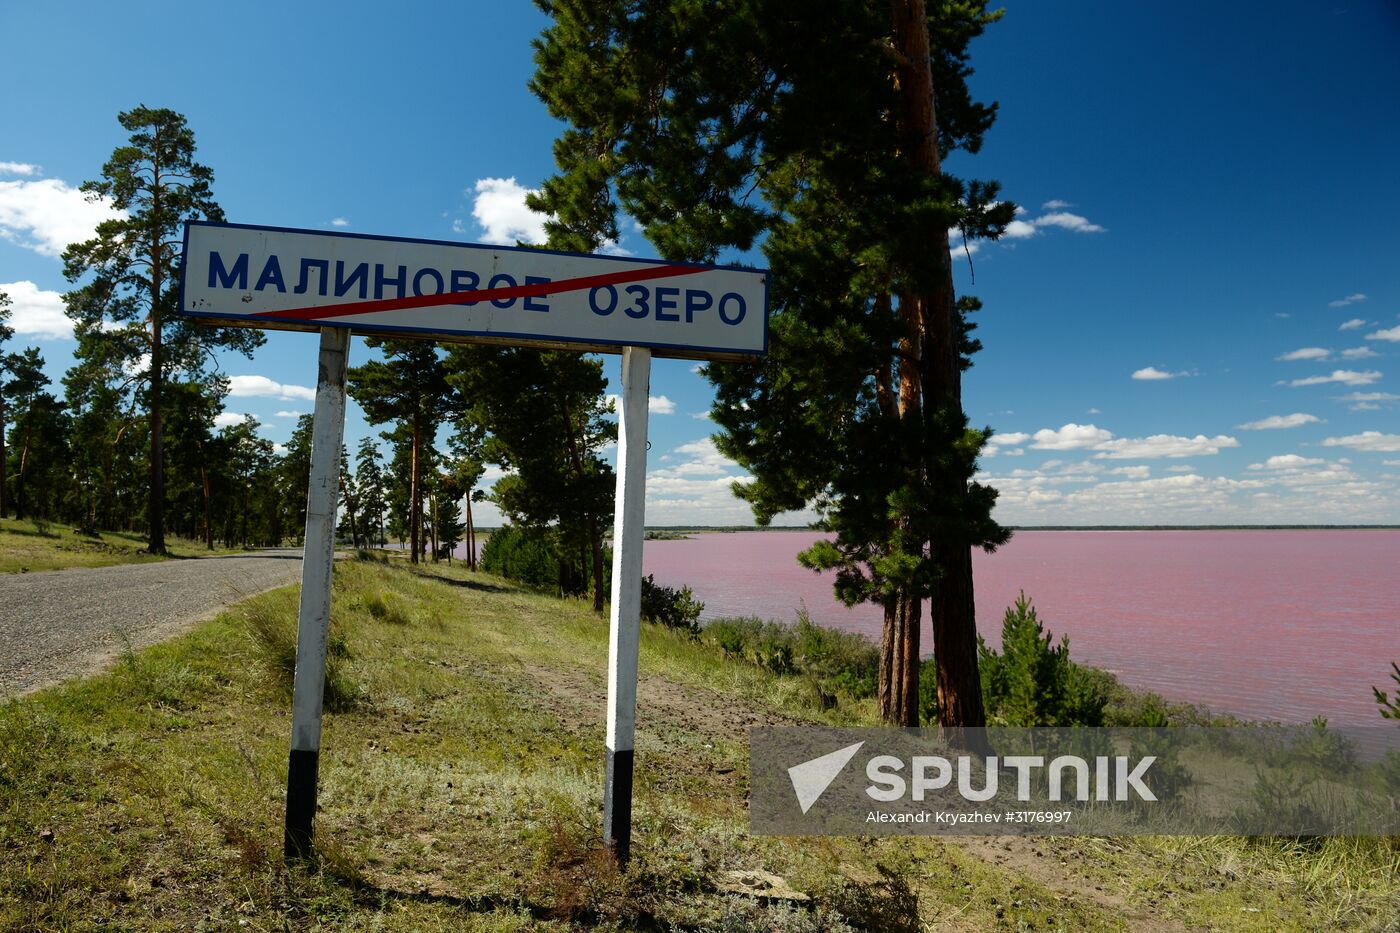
[787,741,865,814]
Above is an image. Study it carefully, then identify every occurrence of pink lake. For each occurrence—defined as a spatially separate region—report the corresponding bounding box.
[641,529,1400,726]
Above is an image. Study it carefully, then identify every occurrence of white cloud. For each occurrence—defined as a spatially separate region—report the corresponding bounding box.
[1237,413,1320,430]
[1339,318,1368,331]
[471,176,548,246]
[1131,366,1188,380]
[648,395,676,415]
[329,217,349,228]
[1320,432,1400,453]
[1030,423,1114,450]
[0,175,124,257]
[227,374,316,401]
[690,410,711,420]
[1003,219,1037,238]
[0,162,40,176]
[1339,346,1378,359]
[214,412,245,427]
[1275,347,1331,362]
[1286,370,1382,387]
[1107,465,1151,478]
[1336,392,1398,404]
[1041,199,1072,210]
[0,280,71,339]
[1033,211,1105,233]
[1092,433,1240,459]
[274,410,304,418]
[1249,455,1325,471]
[994,207,1105,243]
[1365,325,1400,343]
[1328,293,1367,308]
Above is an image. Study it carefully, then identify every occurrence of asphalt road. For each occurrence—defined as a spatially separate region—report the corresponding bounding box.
[0,549,305,695]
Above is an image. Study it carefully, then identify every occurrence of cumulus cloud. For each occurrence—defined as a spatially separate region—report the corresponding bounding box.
[1092,434,1240,459]
[1339,346,1378,360]
[1249,455,1325,471]
[1286,369,1382,387]
[329,217,349,228]
[1041,199,1073,210]
[227,374,316,401]
[274,410,304,418]
[214,412,245,427]
[605,393,678,415]
[1339,318,1368,331]
[1275,347,1331,361]
[1336,392,1398,404]
[993,206,1105,242]
[0,162,40,176]
[1237,413,1320,430]
[1106,465,1151,478]
[1131,366,1188,380]
[0,175,124,257]
[0,280,71,339]
[1328,293,1367,308]
[1320,431,1400,453]
[1365,324,1400,343]
[1030,423,1114,450]
[981,431,1030,457]
[471,177,549,246]
[1035,211,1105,233]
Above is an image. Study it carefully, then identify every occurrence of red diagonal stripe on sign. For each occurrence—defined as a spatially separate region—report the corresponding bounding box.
[251,263,704,322]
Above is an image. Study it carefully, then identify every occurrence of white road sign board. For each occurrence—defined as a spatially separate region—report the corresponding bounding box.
[180,222,768,360]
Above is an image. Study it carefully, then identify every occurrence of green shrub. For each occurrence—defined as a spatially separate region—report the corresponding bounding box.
[479,524,559,590]
[243,595,357,712]
[639,574,704,633]
[978,592,1107,727]
[700,612,879,701]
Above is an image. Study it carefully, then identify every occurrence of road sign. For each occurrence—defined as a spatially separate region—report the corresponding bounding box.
[178,221,768,866]
[180,222,768,361]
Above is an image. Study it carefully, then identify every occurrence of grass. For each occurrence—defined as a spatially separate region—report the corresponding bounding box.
[0,517,255,573]
[0,556,1396,930]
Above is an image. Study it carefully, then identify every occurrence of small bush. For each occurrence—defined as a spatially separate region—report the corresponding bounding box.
[978,592,1107,727]
[639,574,704,633]
[364,591,411,626]
[700,612,879,701]
[480,524,561,590]
[244,596,357,712]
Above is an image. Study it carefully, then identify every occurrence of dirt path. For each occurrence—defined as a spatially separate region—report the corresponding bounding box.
[0,549,305,695]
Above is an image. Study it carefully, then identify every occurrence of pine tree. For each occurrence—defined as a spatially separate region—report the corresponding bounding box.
[0,290,14,519]
[446,346,615,609]
[354,437,388,547]
[348,340,451,563]
[530,0,1014,725]
[62,106,263,553]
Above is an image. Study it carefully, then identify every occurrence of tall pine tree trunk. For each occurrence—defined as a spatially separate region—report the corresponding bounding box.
[891,0,987,730]
[466,496,476,570]
[409,416,421,564]
[147,151,168,556]
[1,393,7,519]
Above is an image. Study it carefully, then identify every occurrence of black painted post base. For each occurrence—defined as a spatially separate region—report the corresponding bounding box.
[284,748,320,860]
[601,747,635,865]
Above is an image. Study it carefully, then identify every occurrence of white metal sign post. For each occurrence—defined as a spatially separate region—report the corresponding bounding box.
[284,327,350,858]
[602,346,650,862]
[180,221,767,864]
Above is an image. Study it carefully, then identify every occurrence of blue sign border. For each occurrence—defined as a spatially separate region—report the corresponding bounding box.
[178,221,770,360]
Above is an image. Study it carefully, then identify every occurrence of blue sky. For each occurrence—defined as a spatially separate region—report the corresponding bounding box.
[2,1,1398,525]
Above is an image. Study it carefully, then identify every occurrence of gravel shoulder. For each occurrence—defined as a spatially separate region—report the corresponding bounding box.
[0,549,306,695]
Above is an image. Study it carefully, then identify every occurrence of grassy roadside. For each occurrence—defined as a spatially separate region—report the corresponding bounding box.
[1,556,1396,930]
[0,518,255,573]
